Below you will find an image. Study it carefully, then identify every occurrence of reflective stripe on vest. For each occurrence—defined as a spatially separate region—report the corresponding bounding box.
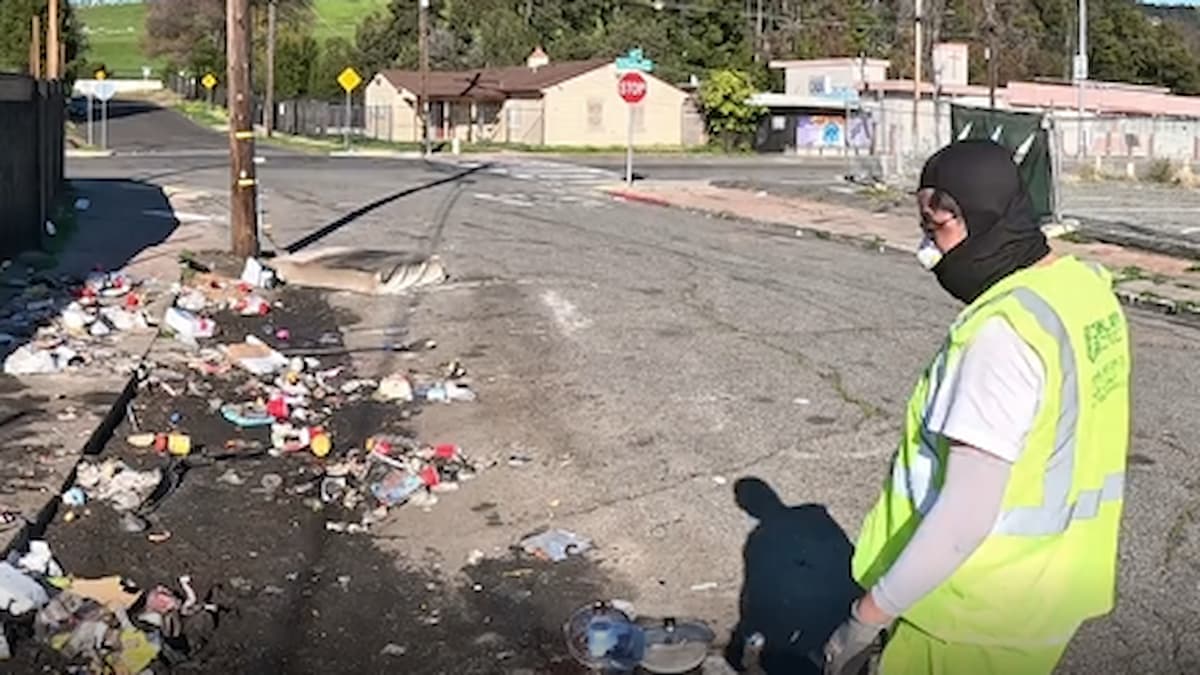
[993,288,1124,536]
[897,285,1126,537]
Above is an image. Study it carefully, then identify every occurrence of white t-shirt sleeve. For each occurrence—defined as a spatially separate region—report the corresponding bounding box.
[925,317,1045,463]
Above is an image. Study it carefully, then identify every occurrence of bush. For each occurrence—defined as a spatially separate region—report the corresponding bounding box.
[1145,158,1175,184]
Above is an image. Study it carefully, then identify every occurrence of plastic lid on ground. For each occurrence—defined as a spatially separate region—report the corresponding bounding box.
[640,617,716,674]
[564,602,716,674]
[564,602,646,671]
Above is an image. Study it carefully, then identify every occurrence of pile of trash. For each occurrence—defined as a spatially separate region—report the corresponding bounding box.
[312,437,479,534]
[119,257,484,531]
[0,540,226,671]
[3,271,155,376]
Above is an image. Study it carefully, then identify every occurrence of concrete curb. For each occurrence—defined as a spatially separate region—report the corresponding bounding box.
[65,149,115,159]
[605,187,1200,322]
[329,150,424,159]
[0,293,173,558]
[604,188,673,207]
[1073,217,1200,262]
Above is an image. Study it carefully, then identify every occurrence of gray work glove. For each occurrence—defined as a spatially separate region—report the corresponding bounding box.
[821,600,888,675]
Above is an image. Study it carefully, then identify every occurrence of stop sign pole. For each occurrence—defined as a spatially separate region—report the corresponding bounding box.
[618,71,647,185]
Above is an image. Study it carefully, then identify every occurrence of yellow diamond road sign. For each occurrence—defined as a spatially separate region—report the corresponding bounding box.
[337,67,362,93]
[201,73,217,90]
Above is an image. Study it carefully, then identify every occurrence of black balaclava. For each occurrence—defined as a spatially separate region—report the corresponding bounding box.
[919,139,1050,304]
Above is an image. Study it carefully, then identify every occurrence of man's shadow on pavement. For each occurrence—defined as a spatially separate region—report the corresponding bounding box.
[725,477,862,674]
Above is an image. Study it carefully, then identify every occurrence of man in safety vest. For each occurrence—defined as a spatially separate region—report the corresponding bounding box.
[821,139,1131,674]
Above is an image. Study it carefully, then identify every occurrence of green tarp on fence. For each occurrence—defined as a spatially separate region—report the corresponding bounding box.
[949,106,1055,223]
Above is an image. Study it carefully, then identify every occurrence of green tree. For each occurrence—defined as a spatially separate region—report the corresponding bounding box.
[0,0,87,81]
[310,36,361,100]
[697,68,764,150]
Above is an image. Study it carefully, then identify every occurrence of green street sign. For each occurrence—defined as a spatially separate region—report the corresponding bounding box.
[615,48,654,73]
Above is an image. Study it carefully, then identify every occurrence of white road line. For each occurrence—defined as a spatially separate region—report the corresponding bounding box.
[540,289,592,337]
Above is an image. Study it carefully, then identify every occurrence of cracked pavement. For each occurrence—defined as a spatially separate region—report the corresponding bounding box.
[64,108,1200,672]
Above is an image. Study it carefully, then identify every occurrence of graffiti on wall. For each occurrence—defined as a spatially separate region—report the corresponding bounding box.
[795,115,872,149]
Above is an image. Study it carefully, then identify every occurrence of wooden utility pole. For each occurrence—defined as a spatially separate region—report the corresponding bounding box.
[419,0,430,156]
[30,15,41,79]
[913,0,923,155]
[265,0,276,137]
[984,0,997,109]
[228,0,259,257]
[47,0,59,79]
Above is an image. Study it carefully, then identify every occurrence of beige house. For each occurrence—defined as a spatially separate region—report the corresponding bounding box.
[364,49,704,148]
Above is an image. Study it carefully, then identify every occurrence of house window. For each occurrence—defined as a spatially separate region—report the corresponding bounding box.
[771,115,787,131]
[587,98,603,130]
[808,75,830,95]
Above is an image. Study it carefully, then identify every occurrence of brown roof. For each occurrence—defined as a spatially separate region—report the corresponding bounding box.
[379,58,610,100]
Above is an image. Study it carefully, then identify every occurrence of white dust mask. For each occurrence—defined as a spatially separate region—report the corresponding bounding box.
[916,235,943,270]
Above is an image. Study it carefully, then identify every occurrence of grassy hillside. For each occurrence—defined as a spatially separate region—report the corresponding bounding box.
[77,0,388,78]
[77,2,157,76]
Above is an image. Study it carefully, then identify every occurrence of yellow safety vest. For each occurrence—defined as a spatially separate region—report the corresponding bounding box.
[852,256,1131,646]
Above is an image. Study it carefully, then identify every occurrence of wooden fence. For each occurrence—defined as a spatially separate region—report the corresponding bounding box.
[0,73,65,260]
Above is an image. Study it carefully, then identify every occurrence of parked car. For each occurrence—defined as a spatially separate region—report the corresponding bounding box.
[67,96,88,120]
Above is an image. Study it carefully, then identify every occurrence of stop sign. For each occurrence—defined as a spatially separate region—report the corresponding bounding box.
[618,72,647,104]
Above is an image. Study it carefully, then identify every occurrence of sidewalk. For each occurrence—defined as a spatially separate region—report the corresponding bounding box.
[0,179,227,554]
[604,180,1200,316]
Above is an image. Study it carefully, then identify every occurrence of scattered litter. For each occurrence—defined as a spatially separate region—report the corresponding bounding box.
[260,473,284,494]
[521,529,592,562]
[4,343,80,375]
[793,397,811,406]
[120,512,149,533]
[75,197,90,211]
[67,576,140,611]
[73,459,162,512]
[417,380,477,403]
[233,294,271,316]
[380,643,408,657]
[689,582,719,592]
[125,432,191,456]
[165,307,217,342]
[217,470,246,486]
[240,257,278,289]
[712,476,728,486]
[221,402,274,428]
[0,562,49,615]
[375,373,414,402]
[507,455,532,467]
[147,530,172,544]
[223,336,288,375]
[466,549,486,566]
[60,487,87,507]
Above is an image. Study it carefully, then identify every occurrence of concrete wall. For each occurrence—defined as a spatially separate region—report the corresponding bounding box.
[73,79,162,96]
[541,63,689,147]
[1049,115,1200,161]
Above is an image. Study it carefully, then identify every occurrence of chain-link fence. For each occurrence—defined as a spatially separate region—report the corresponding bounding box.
[166,73,369,140]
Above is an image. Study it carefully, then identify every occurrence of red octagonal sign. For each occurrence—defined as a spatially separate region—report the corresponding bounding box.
[618,71,647,104]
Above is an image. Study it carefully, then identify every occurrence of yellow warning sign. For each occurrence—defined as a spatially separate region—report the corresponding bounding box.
[201,73,218,90]
[94,69,107,81]
[337,67,362,93]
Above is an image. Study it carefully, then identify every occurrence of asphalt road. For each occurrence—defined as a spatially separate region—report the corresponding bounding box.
[62,105,1200,673]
